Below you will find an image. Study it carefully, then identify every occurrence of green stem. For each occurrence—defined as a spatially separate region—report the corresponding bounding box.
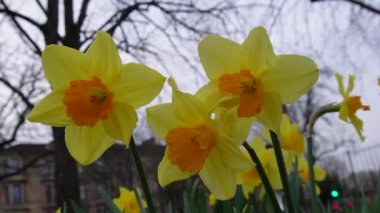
[130,138,155,213]
[306,103,340,213]
[307,136,318,213]
[270,130,294,213]
[242,142,282,213]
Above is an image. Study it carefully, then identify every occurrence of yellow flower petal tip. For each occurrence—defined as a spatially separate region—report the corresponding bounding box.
[198,26,318,132]
[113,187,145,213]
[28,31,164,164]
[335,73,370,141]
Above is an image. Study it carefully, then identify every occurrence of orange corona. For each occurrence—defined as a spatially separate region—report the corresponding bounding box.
[347,96,370,115]
[64,76,113,127]
[166,124,216,173]
[218,70,263,117]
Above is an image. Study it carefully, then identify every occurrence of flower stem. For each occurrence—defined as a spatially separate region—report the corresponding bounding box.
[270,130,294,213]
[306,103,340,213]
[129,138,155,213]
[307,136,318,213]
[242,142,282,212]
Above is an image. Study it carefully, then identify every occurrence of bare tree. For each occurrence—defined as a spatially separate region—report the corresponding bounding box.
[0,0,260,210]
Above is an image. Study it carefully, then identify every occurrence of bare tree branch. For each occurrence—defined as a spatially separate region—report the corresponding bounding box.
[34,0,47,15]
[0,150,53,181]
[76,0,90,28]
[311,0,380,15]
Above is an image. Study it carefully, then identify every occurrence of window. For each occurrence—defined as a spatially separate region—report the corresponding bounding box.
[45,183,54,203]
[4,157,22,173]
[41,160,54,176]
[5,183,23,205]
[80,185,86,200]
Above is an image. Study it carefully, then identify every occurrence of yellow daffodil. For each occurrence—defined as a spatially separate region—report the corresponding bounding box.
[113,187,146,213]
[239,137,288,197]
[28,32,165,165]
[146,80,253,200]
[197,27,318,132]
[263,114,305,155]
[298,158,326,195]
[335,73,369,141]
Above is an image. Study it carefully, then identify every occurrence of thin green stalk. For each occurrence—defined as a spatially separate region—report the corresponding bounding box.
[307,136,318,213]
[306,103,340,213]
[242,142,282,212]
[270,130,294,213]
[130,138,155,213]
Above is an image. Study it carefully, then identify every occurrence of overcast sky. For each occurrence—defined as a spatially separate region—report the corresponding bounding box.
[0,0,379,158]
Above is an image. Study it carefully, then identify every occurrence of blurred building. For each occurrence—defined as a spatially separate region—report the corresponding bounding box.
[0,140,186,213]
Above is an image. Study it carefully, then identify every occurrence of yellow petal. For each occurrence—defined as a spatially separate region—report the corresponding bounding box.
[111,63,165,109]
[339,102,349,121]
[255,91,282,133]
[251,137,266,154]
[280,114,292,135]
[199,150,237,200]
[217,107,254,146]
[349,114,366,141]
[240,169,262,189]
[260,55,318,103]
[267,170,283,190]
[103,102,137,146]
[347,75,355,95]
[65,123,114,165]
[198,35,242,79]
[195,79,227,114]
[215,140,254,171]
[158,150,192,186]
[171,85,208,125]
[27,89,72,126]
[84,31,122,84]
[42,45,87,89]
[241,27,275,76]
[335,73,345,96]
[146,103,185,141]
[314,165,327,181]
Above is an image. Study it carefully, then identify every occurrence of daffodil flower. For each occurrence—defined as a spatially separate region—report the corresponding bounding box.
[197,27,318,132]
[28,32,165,165]
[263,114,305,155]
[113,187,146,213]
[146,80,253,200]
[335,73,369,141]
[239,137,290,197]
[298,158,326,195]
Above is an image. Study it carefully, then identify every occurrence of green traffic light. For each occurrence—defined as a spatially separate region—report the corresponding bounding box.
[331,190,339,198]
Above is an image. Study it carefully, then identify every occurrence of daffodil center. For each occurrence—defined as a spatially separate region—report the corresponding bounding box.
[166,124,216,173]
[347,96,370,115]
[64,76,113,127]
[218,70,263,117]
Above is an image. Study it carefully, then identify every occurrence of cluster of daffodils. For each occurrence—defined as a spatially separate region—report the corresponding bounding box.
[28,26,370,209]
[239,114,326,196]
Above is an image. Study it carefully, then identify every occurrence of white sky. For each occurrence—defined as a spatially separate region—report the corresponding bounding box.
[0,0,380,158]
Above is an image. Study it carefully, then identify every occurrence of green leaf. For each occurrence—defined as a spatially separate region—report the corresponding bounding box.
[97,186,121,213]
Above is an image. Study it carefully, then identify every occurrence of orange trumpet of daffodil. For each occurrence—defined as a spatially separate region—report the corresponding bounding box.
[335,73,369,141]
[197,27,318,133]
[28,32,165,165]
[146,80,253,200]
